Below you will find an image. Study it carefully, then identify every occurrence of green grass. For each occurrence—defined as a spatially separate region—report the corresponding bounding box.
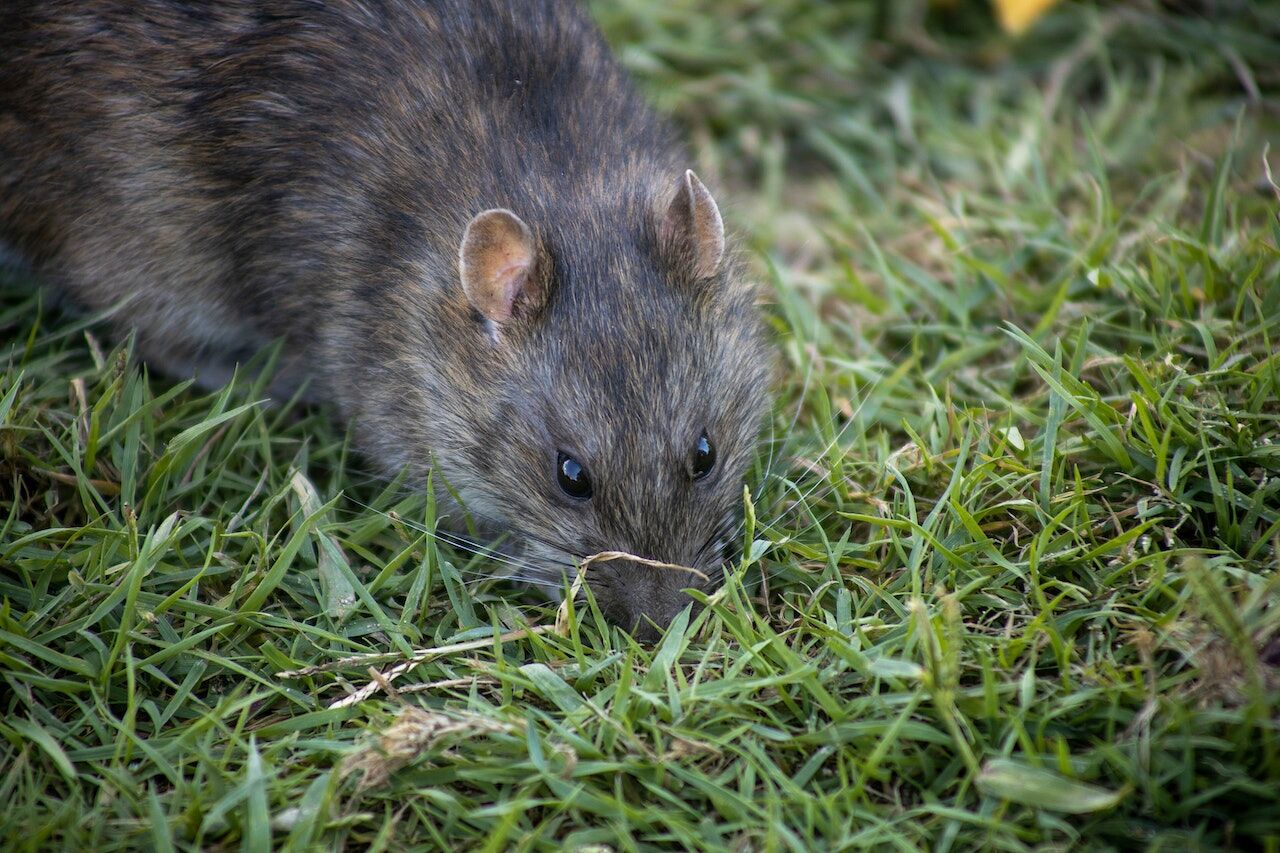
[3,1,1280,849]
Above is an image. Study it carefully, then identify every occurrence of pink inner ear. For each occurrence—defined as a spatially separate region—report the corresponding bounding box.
[460,207,539,325]
[660,170,725,280]
[490,261,530,323]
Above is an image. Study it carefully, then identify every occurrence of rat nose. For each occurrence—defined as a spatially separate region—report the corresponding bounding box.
[612,560,706,643]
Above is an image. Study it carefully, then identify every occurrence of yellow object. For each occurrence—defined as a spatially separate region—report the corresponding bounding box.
[992,0,1062,35]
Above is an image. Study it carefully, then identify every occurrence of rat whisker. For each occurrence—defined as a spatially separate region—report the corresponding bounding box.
[692,511,737,571]
[334,501,551,576]
[756,332,817,501]
[468,573,566,590]
[508,528,586,566]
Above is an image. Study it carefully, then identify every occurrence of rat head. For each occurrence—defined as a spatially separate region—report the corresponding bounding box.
[451,170,771,640]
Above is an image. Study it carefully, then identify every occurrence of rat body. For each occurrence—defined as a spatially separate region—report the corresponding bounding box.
[0,0,771,638]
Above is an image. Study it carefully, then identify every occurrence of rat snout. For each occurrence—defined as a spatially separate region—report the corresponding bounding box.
[601,558,711,643]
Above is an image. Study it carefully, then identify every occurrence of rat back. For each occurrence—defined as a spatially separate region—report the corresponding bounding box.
[0,0,678,384]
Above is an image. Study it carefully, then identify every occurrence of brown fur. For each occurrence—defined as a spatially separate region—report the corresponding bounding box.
[0,0,772,639]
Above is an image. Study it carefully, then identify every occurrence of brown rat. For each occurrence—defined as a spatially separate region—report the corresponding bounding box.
[0,0,772,639]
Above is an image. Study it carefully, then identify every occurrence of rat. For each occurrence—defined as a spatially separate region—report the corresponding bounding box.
[0,0,772,640]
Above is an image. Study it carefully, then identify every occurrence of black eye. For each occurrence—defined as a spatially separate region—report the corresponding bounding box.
[556,452,592,499]
[692,431,716,480]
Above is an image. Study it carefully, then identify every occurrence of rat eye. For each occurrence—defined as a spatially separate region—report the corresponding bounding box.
[692,431,716,481]
[557,452,592,499]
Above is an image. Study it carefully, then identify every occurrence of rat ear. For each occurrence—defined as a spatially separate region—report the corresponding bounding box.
[659,169,725,280]
[459,208,541,325]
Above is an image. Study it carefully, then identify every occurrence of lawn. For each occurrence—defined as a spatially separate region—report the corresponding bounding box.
[3,1,1280,849]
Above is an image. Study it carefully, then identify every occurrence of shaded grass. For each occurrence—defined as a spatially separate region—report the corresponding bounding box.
[3,1,1280,849]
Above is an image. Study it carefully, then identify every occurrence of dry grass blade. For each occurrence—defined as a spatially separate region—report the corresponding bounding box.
[276,626,553,679]
[341,705,514,789]
[307,626,554,709]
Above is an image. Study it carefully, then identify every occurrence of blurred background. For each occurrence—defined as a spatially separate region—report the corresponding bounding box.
[592,0,1276,271]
